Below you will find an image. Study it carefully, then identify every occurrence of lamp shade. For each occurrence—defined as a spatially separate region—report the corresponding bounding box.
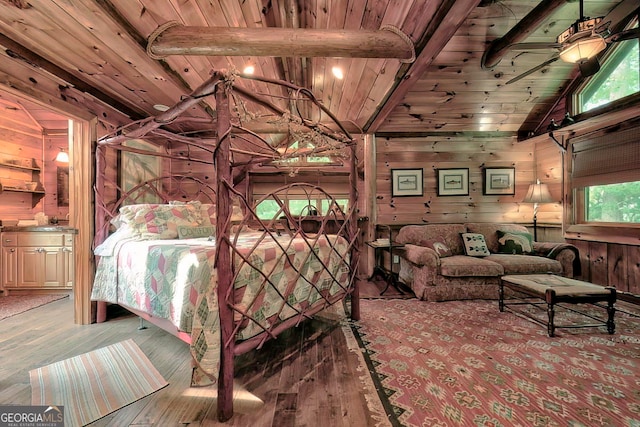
[523,180,554,204]
[559,35,606,64]
[55,149,69,163]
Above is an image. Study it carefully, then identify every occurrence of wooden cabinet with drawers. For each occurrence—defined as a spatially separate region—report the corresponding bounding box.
[1,230,74,294]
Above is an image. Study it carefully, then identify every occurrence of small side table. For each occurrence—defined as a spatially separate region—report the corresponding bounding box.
[366,239,405,295]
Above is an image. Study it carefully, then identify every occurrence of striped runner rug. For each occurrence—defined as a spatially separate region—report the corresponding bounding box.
[30,339,168,426]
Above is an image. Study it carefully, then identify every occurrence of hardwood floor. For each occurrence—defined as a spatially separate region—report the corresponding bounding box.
[0,296,386,426]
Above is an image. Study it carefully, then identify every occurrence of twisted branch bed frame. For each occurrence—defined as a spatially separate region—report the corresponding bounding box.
[93,70,360,421]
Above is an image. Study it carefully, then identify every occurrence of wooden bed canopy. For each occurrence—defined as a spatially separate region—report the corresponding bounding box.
[93,69,361,421]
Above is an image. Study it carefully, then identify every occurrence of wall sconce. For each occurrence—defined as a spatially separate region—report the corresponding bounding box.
[523,179,554,241]
[55,148,69,163]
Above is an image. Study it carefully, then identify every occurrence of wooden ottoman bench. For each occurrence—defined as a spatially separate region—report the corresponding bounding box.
[499,274,616,337]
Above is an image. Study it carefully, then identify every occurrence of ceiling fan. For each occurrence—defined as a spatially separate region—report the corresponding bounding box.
[505,0,640,85]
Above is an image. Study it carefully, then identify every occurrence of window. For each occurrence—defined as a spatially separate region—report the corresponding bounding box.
[571,125,640,226]
[570,19,640,228]
[254,197,348,220]
[578,19,639,112]
[586,182,640,223]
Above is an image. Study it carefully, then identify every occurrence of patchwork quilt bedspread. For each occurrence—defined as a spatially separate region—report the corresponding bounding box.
[92,230,349,384]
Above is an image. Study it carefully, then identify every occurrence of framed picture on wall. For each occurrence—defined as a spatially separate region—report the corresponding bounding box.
[391,168,423,197]
[437,168,469,196]
[483,167,515,195]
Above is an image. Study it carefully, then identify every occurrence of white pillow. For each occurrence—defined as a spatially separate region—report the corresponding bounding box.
[460,233,490,257]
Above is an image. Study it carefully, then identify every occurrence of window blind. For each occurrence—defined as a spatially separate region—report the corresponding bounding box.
[571,124,640,188]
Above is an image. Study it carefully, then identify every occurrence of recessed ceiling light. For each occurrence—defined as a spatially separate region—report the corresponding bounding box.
[332,66,344,80]
[153,104,170,112]
[243,65,255,75]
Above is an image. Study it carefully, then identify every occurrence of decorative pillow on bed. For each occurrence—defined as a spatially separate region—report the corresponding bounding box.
[423,236,453,257]
[177,225,216,239]
[497,230,533,254]
[199,204,216,226]
[460,233,490,257]
[119,203,203,240]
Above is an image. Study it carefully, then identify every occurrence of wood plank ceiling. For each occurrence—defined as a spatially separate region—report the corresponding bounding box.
[0,0,635,140]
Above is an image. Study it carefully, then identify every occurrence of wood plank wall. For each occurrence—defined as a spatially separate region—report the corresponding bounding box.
[0,112,67,222]
[568,239,640,295]
[374,134,564,227]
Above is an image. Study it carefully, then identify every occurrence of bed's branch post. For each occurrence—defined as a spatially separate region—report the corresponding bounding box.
[94,144,108,323]
[214,74,235,422]
[349,143,360,321]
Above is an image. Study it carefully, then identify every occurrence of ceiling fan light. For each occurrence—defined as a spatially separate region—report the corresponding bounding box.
[559,35,606,63]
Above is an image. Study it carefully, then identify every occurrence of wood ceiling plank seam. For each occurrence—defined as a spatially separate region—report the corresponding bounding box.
[410,76,570,90]
[151,0,231,112]
[355,1,432,129]
[328,0,350,29]
[166,0,274,121]
[299,0,328,123]
[322,57,344,121]
[380,0,415,28]
[207,0,282,112]
[239,0,266,28]
[167,0,208,25]
[333,60,367,121]
[369,0,482,133]
[0,31,146,120]
[261,0,290,84]
[399,0,441,44]
[343,0,368,30]
[310,57,326,105]
[360,0,388,31]
[218,0,246,26]
[280,0,309,119]
[5,44,168,119]
[110,0,210,96]
[346,58,386,121]
[0,67,96,122]
[44,0,192,105]
[0,14,151,107]
[356,59,403,121]
[203,0,261,84]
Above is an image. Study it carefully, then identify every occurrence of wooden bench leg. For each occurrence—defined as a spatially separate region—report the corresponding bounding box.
[546,289,556,337]
[606,287,616,335]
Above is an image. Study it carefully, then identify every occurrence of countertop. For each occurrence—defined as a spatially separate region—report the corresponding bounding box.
[1,225,77,233]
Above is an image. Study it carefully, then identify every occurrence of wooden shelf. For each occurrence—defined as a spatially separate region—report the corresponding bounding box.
[1,187,45,194]
[0,156,45,208]
[0,162,40,172]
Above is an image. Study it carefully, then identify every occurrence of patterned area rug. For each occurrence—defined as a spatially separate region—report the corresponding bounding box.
[0,294,69,320]
[351,299,640,426]
[30,339,168,426]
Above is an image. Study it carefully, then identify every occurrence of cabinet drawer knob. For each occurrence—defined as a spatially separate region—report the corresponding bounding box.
[10,248,15,252]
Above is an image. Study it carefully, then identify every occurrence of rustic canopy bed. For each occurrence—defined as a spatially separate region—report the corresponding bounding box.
[91,70,360,421]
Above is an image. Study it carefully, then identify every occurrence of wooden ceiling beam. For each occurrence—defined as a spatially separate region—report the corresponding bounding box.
[147,25,414,59]
[0,32,144,121]
[366,0,482,133]
[481,0,567,69]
